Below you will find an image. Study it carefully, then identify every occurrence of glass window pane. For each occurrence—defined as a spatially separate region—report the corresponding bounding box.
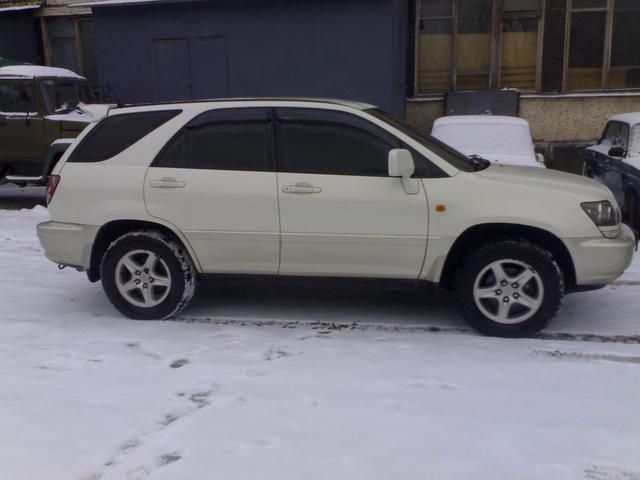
[47,18,75,38]
[457,74,490,90]
[0,81,37,113]
[418,19,452,92]
[572,0,607,8]
[281,123,393,176]
[155,131,187,168]
[457,0,492,76]
[51,37,78,73]
[69,111,181,163]
[501,17,539,90]
[629,124,640,156]
[420,0,453,17]
[79,20,99,82]
[601,122,629,150]
[615,0,639,10]
[567,11,606,90]
[503,0,541,11]
[186,123,268,171]
[609,4,640,88]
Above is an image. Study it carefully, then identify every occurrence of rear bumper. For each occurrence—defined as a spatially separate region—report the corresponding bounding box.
[564,223,636,286]
[37,221,98,270]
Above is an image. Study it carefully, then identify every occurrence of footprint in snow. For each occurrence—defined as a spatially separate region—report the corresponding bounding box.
[263,345,301,361]
[157,452,182,466]
[584,465,640,479]
[170,358,189,369]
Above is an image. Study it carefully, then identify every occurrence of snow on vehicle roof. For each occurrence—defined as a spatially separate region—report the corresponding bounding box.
[0,65,85,80]
[433,115,530,127]
[608,112,640,126]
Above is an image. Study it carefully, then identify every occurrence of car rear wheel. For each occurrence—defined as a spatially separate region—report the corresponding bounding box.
[101,231,197,320]
[455,240,564,337]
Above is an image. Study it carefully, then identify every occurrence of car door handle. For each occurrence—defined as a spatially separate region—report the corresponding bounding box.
[149,177,185,189]
[282,182,322,194]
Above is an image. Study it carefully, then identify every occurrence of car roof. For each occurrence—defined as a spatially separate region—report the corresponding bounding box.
[0,65,86,80]
[608,112,640,126]
[113,97,377,113]
[433,115,530,128]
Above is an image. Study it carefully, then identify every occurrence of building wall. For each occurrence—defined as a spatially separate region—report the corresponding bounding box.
[92,0,407,115]
[0,11,40,64]
[407,94,640,144]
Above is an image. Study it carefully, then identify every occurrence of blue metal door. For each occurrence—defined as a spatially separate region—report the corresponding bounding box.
[189,36,228,99]
[151,38,190,102]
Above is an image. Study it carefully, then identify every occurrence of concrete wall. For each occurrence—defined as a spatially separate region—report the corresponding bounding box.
[92,0,408,116]
[0,11,40,64]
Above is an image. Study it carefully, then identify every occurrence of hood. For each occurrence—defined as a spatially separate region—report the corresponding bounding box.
[475,163,614,201]
[471,152,539,168]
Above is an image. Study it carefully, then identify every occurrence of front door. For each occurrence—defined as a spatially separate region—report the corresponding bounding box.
[145,107,280,274]
[0,80,46,175]
[275,108,429,279]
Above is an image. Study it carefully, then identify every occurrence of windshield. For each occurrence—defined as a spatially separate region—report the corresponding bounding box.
[40,79,96,114]
[367,109,479,172]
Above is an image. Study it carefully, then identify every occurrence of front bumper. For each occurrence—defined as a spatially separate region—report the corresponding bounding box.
[37,221,99,270]
[564,223,636,286]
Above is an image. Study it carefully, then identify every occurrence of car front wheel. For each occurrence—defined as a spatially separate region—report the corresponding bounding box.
[101,231,197,320]
[455,240,564,337]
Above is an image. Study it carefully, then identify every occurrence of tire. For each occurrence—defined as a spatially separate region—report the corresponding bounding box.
[101,231,197,320]
[624,191,640,235]
[455,239,564,338]
[0,166,8,186]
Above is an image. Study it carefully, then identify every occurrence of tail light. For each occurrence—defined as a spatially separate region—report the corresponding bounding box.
[46,175,61,205]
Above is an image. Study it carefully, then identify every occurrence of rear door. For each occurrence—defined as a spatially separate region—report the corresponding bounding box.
[145,108,280,274]
[275,108,429,279]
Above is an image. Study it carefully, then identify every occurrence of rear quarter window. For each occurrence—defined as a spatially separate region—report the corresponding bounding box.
[67,110,181,163]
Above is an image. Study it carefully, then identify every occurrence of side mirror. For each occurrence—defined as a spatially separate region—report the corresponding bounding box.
[388,149,419,195]
[536,152,546,167]
[608,146,626,158]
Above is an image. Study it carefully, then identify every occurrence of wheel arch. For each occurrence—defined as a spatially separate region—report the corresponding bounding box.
[438,223,576,291]
[87,219,201,282]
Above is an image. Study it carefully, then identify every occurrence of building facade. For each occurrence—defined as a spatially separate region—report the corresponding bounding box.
[1,0,640,171]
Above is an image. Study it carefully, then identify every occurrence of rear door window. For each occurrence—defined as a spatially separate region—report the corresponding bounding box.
[154,108,273,172]
[68,110,181,163]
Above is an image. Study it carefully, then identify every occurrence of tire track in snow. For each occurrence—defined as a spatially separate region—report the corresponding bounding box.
[533,349,640,365]
[174,316,640,344]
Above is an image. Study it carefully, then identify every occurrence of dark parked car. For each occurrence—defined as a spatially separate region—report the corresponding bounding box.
[583,113,640,234]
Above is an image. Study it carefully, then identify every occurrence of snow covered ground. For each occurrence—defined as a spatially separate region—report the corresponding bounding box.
[1,206,639,480]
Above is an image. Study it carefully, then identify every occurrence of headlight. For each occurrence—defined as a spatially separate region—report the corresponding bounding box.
[581,201,621,238]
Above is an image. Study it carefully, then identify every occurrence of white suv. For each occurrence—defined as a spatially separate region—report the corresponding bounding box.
[37,99,635,337]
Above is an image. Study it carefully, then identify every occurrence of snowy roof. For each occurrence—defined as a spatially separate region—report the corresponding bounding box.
[433,115,530,128]
[608,112,640,126]
[0,65,85,80]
